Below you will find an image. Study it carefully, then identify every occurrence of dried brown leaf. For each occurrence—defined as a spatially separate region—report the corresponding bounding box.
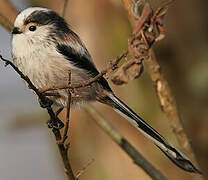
[111,60,143,85]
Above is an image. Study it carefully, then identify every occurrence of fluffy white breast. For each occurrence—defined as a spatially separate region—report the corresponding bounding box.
[12,35,76,89]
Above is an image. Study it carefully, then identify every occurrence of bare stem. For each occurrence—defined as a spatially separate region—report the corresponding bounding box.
[62,72,72,144]
[62,0,69,17]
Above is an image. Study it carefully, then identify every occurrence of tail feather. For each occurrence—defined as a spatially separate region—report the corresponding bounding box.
[107,93,201,174]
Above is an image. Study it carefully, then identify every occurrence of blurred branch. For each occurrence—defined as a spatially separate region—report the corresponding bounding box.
[0,0,17,32]
[75,158,95,179]
[85,105,167,180]
[121,0,202,176]
[0,0,18,30]
[62,0,69,17]
[0,13,13,32]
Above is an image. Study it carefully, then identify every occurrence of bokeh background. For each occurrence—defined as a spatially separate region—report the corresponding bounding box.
[0,0,207,179]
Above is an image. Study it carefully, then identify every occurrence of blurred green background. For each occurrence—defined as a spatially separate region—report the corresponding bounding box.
[0,0,207,180]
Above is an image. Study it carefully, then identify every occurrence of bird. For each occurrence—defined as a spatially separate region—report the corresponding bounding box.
[11,7,201,174]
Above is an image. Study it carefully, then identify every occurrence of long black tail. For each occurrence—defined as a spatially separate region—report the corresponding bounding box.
[105,93,201,174]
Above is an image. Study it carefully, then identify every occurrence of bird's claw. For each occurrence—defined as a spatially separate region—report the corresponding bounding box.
[38,97,53,108]
[47,118,64,129]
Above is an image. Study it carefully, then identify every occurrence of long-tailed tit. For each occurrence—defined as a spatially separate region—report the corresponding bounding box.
[11,7,201,174]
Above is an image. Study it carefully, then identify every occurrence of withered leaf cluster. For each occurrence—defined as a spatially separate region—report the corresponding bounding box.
[111,1,172,85]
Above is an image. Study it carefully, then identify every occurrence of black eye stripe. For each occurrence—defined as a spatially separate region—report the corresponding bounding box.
[24,10,70,35]
[29,26,36,31]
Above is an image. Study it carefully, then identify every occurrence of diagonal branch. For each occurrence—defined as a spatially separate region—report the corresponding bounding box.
[0,13,13,32]
[62,72,72,144]
[85,105,167,180]
[0,55,75,180]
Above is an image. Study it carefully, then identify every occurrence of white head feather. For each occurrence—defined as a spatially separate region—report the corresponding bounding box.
[14,7,50,28]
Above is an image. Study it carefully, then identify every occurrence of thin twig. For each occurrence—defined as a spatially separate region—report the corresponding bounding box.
[62,71,72,144]
[39,50,128,93]
[57,141,75,180]
[60,1,75,179]
[132,3,152,35]
[75,158,95,179]
[84,104,167,180]
[62,0,69,17]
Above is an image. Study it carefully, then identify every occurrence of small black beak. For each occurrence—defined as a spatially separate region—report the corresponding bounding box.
[12,27,21,34]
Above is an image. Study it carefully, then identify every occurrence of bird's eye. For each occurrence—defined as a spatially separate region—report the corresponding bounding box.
[29,26,36,31]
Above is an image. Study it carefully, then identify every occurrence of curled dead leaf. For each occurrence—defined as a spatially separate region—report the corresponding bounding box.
[111,60,143,85]
[128,38,149,58]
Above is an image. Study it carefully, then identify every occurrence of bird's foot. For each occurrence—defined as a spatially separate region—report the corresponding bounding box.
[47,107,64,129]
[38,97,53,108]
[47,117,64,129]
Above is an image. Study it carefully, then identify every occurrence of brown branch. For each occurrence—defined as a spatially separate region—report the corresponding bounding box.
[39,50,128,93]
[0,56,75,180]
[132,3,152,35]
[122,0,202,176]
[62,72,72,144]
[0,0,18,31]
[0,13,13,32]
[85,105,167,180]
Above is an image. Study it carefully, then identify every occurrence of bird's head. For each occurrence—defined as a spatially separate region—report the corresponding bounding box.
[12,7,71,43]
